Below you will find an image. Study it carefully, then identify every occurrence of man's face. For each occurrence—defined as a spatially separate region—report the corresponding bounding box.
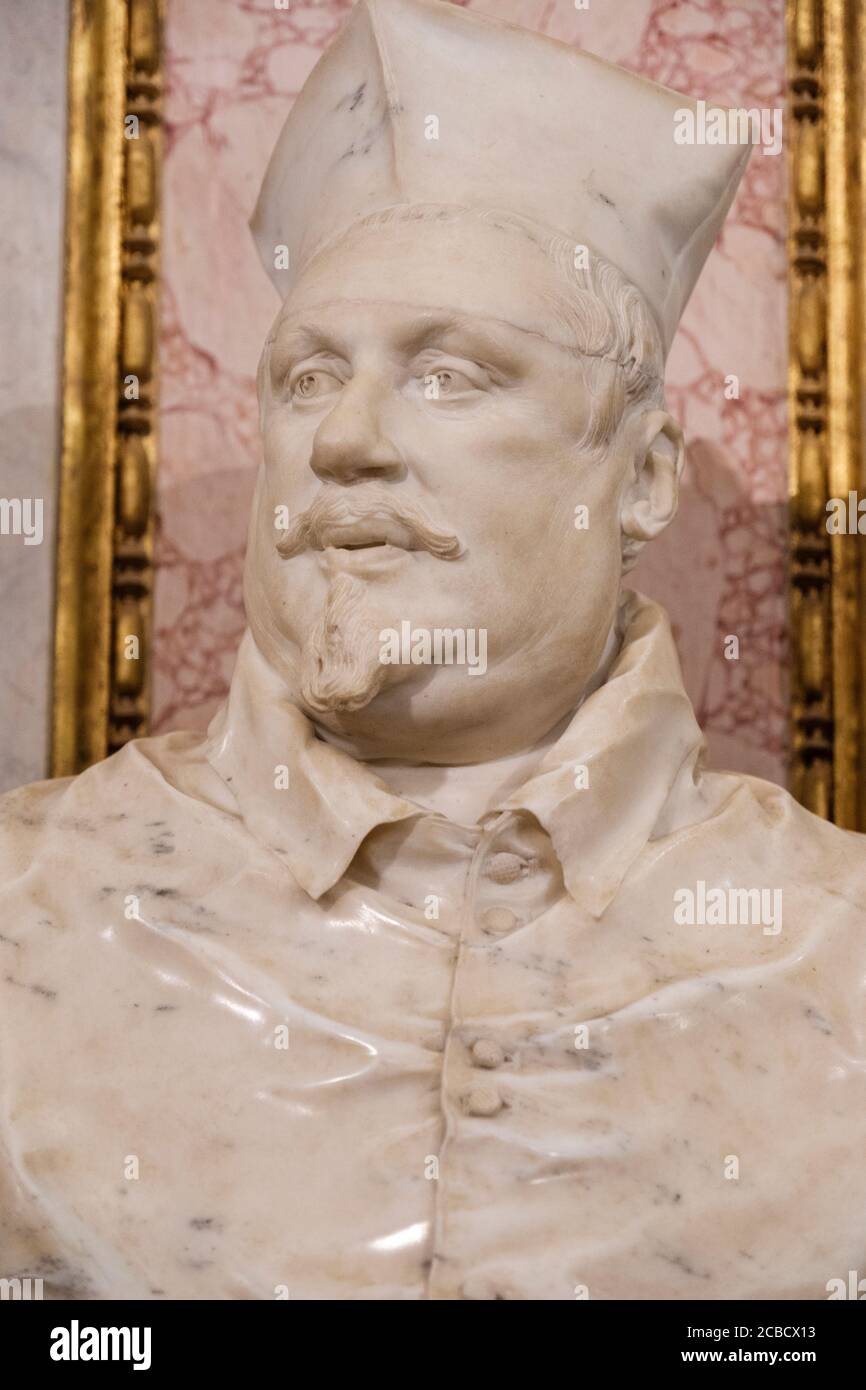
[246,216,641,762]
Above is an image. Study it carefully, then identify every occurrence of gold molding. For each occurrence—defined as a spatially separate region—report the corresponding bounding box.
[788,0,866,828]
[52,0,164,777]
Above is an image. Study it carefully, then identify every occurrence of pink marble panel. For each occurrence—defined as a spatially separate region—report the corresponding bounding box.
[156,0,788,784]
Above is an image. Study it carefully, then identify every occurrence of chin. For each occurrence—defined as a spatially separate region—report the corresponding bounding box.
[301,676,422,756]
[306,667,487,762]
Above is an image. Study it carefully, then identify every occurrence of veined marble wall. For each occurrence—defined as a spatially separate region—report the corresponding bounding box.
[155,0,788,785]
[0,1,67,793]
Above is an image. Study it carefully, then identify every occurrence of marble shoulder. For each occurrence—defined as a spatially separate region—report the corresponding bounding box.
[0,730,212,889]
[0,773,77,879]
[697,763,866,906]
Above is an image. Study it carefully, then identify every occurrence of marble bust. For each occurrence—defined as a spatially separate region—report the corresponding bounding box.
[2,0,866,1302]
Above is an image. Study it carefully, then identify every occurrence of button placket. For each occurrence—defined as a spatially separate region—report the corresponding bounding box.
[471,810,567,947]
[453,814,523,1126]
[425,812,515,1299]
[471,810,550,941]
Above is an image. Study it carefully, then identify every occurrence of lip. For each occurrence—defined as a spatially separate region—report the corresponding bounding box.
[321,542,411,576]
[314,520,422,551]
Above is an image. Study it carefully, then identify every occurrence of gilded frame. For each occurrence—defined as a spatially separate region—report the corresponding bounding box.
[787,0,866,829]
[52,0,164,776]
[52,0,866,831]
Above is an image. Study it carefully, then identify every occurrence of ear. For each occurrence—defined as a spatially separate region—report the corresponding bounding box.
[620,410,684,570]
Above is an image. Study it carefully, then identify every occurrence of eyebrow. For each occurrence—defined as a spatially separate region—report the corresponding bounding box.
[269,323,347,360]
[405,315,520,365]
[268,300,587,363]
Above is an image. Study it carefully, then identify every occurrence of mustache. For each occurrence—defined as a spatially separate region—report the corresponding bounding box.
[275,485,464,560]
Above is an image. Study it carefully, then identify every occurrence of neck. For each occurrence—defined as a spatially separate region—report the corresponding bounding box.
[314,620,623,822]
[362,721,567,823]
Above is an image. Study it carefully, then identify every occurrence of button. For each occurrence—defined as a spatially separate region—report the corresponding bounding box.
[462,1084,503,1117]
[480,906,518,934]
[482,851,535,885]
[470,1038,505,1069]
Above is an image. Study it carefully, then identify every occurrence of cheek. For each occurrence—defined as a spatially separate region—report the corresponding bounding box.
[419,414,566,532]
[460,426,620,561]
[262,412,317,492]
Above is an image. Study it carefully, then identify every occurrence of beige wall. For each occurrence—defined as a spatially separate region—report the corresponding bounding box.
[0,0,68,792]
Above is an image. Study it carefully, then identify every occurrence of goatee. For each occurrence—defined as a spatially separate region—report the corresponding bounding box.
[300,573,389,714]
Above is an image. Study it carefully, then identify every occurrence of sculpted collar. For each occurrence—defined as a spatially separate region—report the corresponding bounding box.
[204,590,706,915]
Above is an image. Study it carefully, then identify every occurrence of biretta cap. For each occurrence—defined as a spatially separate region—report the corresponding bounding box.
[251,0,751,353]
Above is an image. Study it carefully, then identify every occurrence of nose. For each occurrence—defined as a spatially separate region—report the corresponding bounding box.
[310,373,406,485]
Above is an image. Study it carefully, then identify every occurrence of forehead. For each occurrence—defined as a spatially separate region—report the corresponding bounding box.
[275,216,576,349]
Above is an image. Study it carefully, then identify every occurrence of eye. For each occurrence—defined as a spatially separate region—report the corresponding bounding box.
[288,367,342,404]
[417,361,488,402]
